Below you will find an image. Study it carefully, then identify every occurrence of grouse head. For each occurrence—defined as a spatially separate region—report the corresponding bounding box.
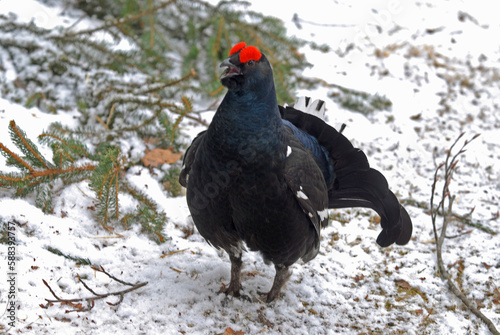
[220,42,273,92]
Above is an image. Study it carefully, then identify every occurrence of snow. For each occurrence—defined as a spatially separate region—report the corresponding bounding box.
[1,1,499,335]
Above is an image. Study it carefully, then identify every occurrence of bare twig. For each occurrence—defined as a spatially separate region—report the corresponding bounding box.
[430,133,499,335]
[400,197,496,235]
[41,266,148,313]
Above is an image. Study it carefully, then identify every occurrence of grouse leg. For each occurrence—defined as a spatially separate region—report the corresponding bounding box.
[265,264,291,302]
[220,249,243,297]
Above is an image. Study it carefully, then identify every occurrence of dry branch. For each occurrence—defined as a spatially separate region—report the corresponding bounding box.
[41,265,148,313]
[430,133,499,335]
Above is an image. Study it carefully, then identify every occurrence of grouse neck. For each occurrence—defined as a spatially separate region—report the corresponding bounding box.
[207,84,285,166]
[218,81,282,132]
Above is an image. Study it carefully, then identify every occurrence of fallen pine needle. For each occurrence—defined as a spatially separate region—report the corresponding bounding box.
[161,248,188,258]
[169,267,183,274]
[89,234,125,239]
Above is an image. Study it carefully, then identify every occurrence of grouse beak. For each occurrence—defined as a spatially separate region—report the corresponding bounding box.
[220,58,242,80]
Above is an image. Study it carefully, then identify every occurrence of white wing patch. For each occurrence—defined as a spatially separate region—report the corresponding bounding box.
[317,208,329,221]
[296,190,308,199]
[296,186,308,199]
[180,164,188,183]
[294,96,326,120]
[286,146,292,157]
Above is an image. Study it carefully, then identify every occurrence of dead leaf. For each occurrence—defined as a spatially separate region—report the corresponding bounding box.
[141,148,182,167]
[493,287,500,305]
[353,274,365,283]
[348,237,362,246]
[224,327,245,335]
[68,302,83,309]
[375,48,390,58]
[410,113,422,120]
[246,271,260,277]
[257,309,275,329]
[475,299,485,309]
[394,279,412,289]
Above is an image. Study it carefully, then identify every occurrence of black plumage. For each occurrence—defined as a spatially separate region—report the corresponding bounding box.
[179,42,412,302]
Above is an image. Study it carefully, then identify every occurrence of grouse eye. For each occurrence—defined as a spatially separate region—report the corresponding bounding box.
[247,60,255,66]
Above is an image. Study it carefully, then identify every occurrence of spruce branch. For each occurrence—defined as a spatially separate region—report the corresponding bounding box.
[170,96,193,143]
[1,0,314,243]
[64,0,176,38]
[0,121,95,206]
[137,68,197,96]
[0,142,33,173]
[38,132,91,164]
[46,246,93,266]
[121,180,167,243]
[9,119,51,170]
[1,0,314,135]
[0,120,168,240]
[90,147,123,225]
[430,133,499,335]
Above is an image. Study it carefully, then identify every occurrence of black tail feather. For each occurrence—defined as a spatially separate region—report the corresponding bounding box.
[395,205,412,245]
[280,106,412,247]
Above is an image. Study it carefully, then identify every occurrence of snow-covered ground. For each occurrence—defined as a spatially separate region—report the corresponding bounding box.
[1,1,499,334]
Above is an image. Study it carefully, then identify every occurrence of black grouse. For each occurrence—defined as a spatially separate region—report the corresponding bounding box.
[179,42,412,302]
